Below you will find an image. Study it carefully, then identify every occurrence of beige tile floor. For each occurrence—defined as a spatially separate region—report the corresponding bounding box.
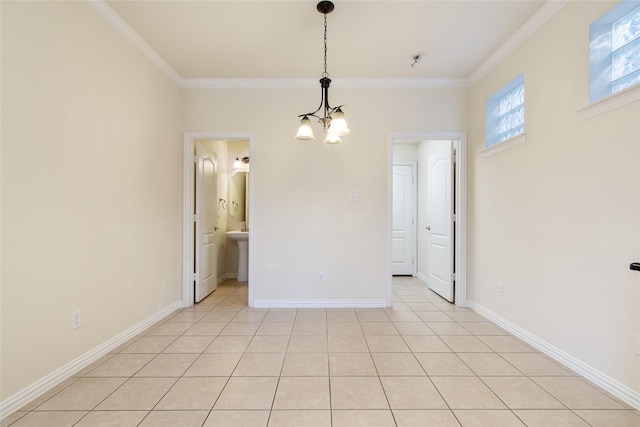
[4,277,639,426]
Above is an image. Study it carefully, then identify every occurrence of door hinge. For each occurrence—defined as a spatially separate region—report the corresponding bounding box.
[412,176,415,184]
[412,258,415,265]
[193,214,198,222]
[452,147,457,163]
[412,217,415,225]
[452,273,456,281]
[192,273,197,281]
[452,214,456,222]
[193,155,198,163]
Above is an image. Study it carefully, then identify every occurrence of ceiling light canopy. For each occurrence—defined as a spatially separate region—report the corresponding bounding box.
[295,1,349,144]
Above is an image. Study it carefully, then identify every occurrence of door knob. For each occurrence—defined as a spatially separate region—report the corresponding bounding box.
[214,226,220,231]
[426,226,431,230]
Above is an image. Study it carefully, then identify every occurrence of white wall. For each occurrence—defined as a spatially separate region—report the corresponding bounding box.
[468,1,640,397]
[1,1,182,401]
[181,87,468,305]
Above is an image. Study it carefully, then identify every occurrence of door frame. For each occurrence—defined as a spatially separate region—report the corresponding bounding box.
[182,132,255,308]
[388,132,467,307]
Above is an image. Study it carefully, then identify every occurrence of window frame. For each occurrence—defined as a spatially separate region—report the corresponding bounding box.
[589,0,640,103]
[484,74,525,153]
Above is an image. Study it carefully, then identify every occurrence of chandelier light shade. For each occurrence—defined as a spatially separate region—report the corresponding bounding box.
[295,116,315,141]
[323,132,343,144]
[295,1,349,144]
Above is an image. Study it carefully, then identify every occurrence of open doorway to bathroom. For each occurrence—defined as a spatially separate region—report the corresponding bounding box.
[389,132,467,307]
[182,132,254,308]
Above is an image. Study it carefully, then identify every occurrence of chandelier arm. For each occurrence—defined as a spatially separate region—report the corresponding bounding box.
[297,100,346,123]
[297,91,327,119]
[297,75,333,119]
[298,112,323,120]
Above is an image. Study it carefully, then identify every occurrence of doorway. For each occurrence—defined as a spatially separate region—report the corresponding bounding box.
[389,132,467,307]
[182,132,254,308]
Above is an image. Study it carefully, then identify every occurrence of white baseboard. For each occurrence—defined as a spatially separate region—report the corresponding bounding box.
[253,299,388,308]
[0,300,182,420]
[416,272,429,284]
[468,301,640,410]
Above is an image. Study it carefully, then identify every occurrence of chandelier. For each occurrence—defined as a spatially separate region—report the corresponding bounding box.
[295,1,350,144]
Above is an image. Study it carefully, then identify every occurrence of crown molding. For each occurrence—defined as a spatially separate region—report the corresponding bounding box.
[87,0,564,90]
[85,0,469,89]
[181,78,318,89]
[180,77,470,89]
[468,0,569,85]
[332,78,470,89]
[85,0,182,85]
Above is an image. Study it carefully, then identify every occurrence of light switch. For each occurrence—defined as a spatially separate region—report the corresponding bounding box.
[350,190,358,201]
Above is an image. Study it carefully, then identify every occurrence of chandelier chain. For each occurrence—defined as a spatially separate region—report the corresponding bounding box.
[323,13,328,78]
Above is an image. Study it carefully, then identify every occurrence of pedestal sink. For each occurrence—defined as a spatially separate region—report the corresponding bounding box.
[226,231,248,281]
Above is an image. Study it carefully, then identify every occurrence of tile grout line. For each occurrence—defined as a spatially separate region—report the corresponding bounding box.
[8,278,638,426]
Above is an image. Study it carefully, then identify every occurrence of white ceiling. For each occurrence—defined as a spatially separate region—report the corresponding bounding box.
[102,0,550,83]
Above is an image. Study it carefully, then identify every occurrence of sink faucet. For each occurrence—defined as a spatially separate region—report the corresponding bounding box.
[241,222,247,232]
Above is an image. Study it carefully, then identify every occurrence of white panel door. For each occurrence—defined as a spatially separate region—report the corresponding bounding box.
[392,164,416,275]
[195,143,218,303]
[427,144,454,302]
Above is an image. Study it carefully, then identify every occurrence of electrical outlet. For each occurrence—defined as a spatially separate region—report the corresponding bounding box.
[317,272,325,283]
[498,282,505,297]
[349,190,358,201]
[71,309,82,330]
